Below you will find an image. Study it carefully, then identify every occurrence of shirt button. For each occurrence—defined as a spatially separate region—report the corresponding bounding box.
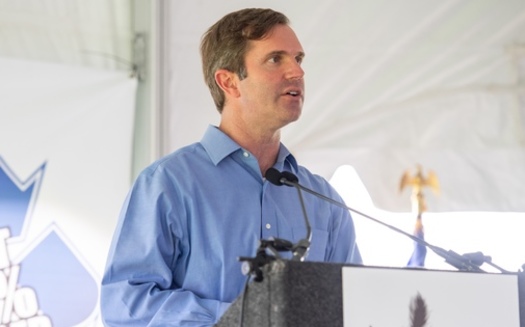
[243,151,249,158]
[265,223,271,230]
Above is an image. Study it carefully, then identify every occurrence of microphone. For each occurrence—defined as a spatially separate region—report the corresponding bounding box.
[265,168,506,273]
[265,168,298,185]
[266,168,311,261]
[462,252,510,273]
[462,252,491,266]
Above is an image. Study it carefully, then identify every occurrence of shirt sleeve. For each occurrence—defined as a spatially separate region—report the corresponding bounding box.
[100,166,231,326]
[320,182,363,265]
[330,205,363,265]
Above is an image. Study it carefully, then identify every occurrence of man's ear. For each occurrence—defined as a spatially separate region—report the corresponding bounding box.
[215,69,241,98]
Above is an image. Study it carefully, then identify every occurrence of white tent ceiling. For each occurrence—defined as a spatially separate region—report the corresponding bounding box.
[0,0,133,71]
[2,0,524,213]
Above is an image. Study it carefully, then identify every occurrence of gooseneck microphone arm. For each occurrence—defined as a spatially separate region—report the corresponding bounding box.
[265,168,312,261]
[290,185,312,261]
[265,168,508,273]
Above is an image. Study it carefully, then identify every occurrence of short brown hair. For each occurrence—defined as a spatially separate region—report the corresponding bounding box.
[200,8,289,113]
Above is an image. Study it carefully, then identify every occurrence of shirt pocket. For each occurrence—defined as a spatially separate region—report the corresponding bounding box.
[291,227,329,262]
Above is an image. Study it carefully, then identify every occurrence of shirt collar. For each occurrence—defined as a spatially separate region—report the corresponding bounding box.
[201,125,240,165]
[275,143,298,172]
[201,125,298,171]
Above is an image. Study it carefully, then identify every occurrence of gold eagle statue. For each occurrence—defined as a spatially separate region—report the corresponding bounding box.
[399,165,439,215]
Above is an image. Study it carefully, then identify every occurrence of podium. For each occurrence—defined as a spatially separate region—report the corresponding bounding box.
[216,260,525,327]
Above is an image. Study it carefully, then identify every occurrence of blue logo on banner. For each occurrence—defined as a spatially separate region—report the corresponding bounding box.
[0,157,98,327]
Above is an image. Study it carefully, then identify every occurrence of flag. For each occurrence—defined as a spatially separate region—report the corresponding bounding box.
[407,217,427,267]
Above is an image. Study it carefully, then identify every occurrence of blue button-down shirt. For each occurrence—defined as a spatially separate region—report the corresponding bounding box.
[101,125,361,326]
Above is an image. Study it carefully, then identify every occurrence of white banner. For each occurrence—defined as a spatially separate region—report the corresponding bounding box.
[342,266,520,326]
[0,57,136,327]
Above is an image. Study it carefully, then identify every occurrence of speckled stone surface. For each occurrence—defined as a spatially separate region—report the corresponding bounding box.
[216,260,347,327]
[217,260,525,327]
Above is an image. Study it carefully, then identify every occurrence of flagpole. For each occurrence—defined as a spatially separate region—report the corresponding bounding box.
[400,165,439,268]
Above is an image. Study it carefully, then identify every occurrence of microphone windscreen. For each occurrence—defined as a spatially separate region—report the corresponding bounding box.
[281,171,299,183]
[265,168,283,186]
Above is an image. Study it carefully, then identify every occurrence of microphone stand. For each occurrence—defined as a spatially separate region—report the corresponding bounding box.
[290,182,312,262]
[238,171,314,282]
[238,238,294,282]
[274,169,510,273]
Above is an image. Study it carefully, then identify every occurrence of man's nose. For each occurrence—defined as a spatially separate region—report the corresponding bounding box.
[285,60,305,80]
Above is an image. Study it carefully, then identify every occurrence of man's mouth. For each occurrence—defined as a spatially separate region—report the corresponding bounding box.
[285,90,301,97]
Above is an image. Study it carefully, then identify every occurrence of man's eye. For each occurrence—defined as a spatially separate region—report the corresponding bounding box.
[296,56,304,64]
[269,56,281,63]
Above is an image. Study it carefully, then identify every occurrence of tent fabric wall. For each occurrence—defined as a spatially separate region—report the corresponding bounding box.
[301,88,525,212]
[163,0,525,213]
[0,1,134,72]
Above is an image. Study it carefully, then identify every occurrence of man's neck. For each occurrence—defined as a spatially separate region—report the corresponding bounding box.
[219,120,281,176]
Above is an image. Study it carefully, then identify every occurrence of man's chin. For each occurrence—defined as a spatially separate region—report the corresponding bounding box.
[281,111,301,128]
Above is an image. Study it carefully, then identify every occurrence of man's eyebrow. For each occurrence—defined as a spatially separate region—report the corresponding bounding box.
[265,50,306,58]
[266,50,286,57]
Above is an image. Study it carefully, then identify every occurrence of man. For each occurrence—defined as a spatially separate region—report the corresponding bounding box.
[101,8,361,326]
